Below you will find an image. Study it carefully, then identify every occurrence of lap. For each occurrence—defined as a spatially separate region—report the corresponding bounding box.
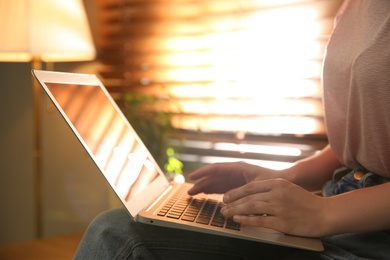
[74,208,297,260]
[75,207,390,260]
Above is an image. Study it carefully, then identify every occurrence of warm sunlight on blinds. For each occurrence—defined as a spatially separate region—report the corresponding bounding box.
[95,0,343,136]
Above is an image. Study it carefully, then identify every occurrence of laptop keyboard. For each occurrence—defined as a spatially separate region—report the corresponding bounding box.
[157,187,241,231]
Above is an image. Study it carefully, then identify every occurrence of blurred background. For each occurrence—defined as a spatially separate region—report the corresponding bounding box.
[0,0,341,245]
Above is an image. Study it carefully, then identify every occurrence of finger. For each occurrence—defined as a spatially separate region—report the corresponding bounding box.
[222,197,272,218]
[188,175,233,195]
[189,161,256,181]
[188,162,234,181]
[223,180,273,203]
[232,215,275,230]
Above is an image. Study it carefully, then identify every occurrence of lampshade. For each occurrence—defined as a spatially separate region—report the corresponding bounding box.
[0,0,95,62]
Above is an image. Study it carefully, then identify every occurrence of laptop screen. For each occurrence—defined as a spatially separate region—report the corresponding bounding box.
[45,82,160,203]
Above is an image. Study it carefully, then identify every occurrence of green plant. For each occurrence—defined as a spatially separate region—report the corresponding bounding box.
[122,92,183,177]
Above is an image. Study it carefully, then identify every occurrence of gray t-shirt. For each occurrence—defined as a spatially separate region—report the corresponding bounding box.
[323,0,390,178]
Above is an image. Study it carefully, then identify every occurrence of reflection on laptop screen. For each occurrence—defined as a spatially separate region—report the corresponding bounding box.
[45,83,159,202]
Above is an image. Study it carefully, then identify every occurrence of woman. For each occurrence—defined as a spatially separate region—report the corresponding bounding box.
[74,0,390,259]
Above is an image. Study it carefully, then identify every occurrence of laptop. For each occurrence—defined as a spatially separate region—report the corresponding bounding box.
[32,69,323,251]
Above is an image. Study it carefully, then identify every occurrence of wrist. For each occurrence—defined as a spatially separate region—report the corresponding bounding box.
[318,196,336,236]
[278,160,305,184]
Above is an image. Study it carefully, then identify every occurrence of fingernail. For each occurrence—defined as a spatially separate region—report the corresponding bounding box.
[233,215,241,222]
[223,194,229,203]
[187,187,195,195]
[221,207,226,216]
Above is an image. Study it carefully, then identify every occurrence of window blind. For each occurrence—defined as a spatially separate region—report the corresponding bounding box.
[95,0,343,137]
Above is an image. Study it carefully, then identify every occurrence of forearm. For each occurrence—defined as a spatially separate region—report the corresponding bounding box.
[282,145,342,191]
[323,182,390,236]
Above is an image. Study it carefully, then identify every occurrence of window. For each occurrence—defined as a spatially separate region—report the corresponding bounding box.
[95,0,342,136]
[95,0,343,171]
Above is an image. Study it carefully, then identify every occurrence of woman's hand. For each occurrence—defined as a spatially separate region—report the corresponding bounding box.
[221,178,329,237]
[187,162,283,196]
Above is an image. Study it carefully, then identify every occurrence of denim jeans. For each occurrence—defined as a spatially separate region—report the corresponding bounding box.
[74,166,390,260]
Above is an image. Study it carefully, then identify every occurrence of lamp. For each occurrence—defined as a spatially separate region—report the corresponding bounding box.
[0,0,95,238]
[0,0,95,62]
